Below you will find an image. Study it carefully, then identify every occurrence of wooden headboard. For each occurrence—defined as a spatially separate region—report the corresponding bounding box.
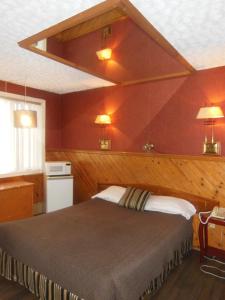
[97,182,219,212]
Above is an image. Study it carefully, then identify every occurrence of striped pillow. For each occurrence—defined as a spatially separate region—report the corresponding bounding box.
[118,187,151,211]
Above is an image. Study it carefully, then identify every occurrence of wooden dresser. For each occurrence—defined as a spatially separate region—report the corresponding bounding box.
[0,181,34,222]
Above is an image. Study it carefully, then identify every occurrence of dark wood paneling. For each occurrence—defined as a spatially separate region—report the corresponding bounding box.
[0,275,37,300]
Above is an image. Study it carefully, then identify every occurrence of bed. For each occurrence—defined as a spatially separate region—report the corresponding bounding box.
[0,183,216,300]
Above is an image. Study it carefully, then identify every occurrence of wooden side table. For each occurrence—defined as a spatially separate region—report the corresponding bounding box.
[198,214,225,262]
[0,181,34,222]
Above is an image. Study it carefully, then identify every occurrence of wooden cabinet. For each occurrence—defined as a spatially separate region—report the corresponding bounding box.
[0,181,34,222]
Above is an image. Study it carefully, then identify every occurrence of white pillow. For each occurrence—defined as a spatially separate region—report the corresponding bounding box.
[92,186,126,203]
[145,195,196,220]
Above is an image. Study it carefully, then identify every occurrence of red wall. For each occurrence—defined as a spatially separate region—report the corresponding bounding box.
[0,81,62,149]
[3,66,225,156]
[61,66,225,155]
[62,18,186,83]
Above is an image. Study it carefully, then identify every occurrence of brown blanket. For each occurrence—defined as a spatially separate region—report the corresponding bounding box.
[0,199,192,300]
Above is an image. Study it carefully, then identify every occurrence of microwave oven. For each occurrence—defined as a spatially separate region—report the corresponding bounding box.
[45,161,72,176]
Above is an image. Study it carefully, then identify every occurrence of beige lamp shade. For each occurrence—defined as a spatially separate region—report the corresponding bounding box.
[96,48,112,60]
[196,106,224,119]
[95,114,111,125]
[14,110,37,128]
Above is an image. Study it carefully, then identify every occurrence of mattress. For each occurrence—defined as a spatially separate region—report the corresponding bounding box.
[0,198,192,300]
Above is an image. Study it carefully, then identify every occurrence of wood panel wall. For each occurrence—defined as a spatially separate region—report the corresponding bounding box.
[46,150,225,250]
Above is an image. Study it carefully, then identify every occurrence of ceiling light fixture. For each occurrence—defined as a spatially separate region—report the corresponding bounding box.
[14,110,37,128]
[14,84,37,128]
[96,26,112,61]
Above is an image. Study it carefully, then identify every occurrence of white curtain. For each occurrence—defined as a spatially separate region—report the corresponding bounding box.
[0,96,44,175]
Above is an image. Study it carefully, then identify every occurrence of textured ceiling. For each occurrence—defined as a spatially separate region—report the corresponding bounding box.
[0,0,111,94]
[131,0,225,70]
[1,0,225,94]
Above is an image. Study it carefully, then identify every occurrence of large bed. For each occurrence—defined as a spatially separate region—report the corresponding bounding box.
[0,184,214,300]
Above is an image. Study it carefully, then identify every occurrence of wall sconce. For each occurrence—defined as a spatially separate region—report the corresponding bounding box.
[96,48,112,61]
[196,106,224,155]
[96,26,112,61]
[95,114,111,125]
[95,114,111,150]
[143,142,155,152]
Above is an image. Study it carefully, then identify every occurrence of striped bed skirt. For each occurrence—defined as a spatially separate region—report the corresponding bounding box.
[141,239,192,299]
[0,239,192,300]
[0,248,82,300]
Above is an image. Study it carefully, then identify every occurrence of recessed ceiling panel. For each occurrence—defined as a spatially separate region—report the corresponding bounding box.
[0,0,113,94]
[1,0,225,93]
[19,0,195,87]
[60,17,188,84]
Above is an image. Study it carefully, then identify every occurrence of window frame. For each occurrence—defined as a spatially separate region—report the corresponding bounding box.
[0,91,46,178]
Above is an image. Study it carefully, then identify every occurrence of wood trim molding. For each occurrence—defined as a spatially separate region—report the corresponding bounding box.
[18,0,122,48]
[18,0,195,87]
[46,148,225,162]
[54,8,127,42]
[121,71,192,86]
[119,0,195,73]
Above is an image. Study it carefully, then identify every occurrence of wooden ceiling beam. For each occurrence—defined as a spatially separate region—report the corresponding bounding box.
[18,0,123,48]
[121,71,192,87]
[54,8,127,42]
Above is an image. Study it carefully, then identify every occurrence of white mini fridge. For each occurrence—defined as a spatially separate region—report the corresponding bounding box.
[45,175,73,213]
[45,161,74,213]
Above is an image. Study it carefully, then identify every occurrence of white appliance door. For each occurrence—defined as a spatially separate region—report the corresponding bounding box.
[46,176,73,213]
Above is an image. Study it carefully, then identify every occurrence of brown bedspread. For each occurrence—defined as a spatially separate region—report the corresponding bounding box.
[0,199,192,300]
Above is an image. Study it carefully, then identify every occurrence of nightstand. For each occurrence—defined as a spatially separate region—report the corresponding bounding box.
[198,214,225,262]
[0,181,34,222]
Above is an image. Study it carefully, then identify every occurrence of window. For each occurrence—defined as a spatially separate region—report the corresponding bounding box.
[0,92,45,176]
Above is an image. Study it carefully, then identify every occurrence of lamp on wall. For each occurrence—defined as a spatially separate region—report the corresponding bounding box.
[95,114,111,125]
[95,114,112,150]
[96,26,112,61]
[96,48,112,61]
[196,106,224,155]
[14,84,37,128]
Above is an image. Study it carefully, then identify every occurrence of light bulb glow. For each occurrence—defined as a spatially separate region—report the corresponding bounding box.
[20,113,32,127]
[95,114,111,125]
[14,110,37,128]
[196,106,224,119]
[96,48,112,60]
